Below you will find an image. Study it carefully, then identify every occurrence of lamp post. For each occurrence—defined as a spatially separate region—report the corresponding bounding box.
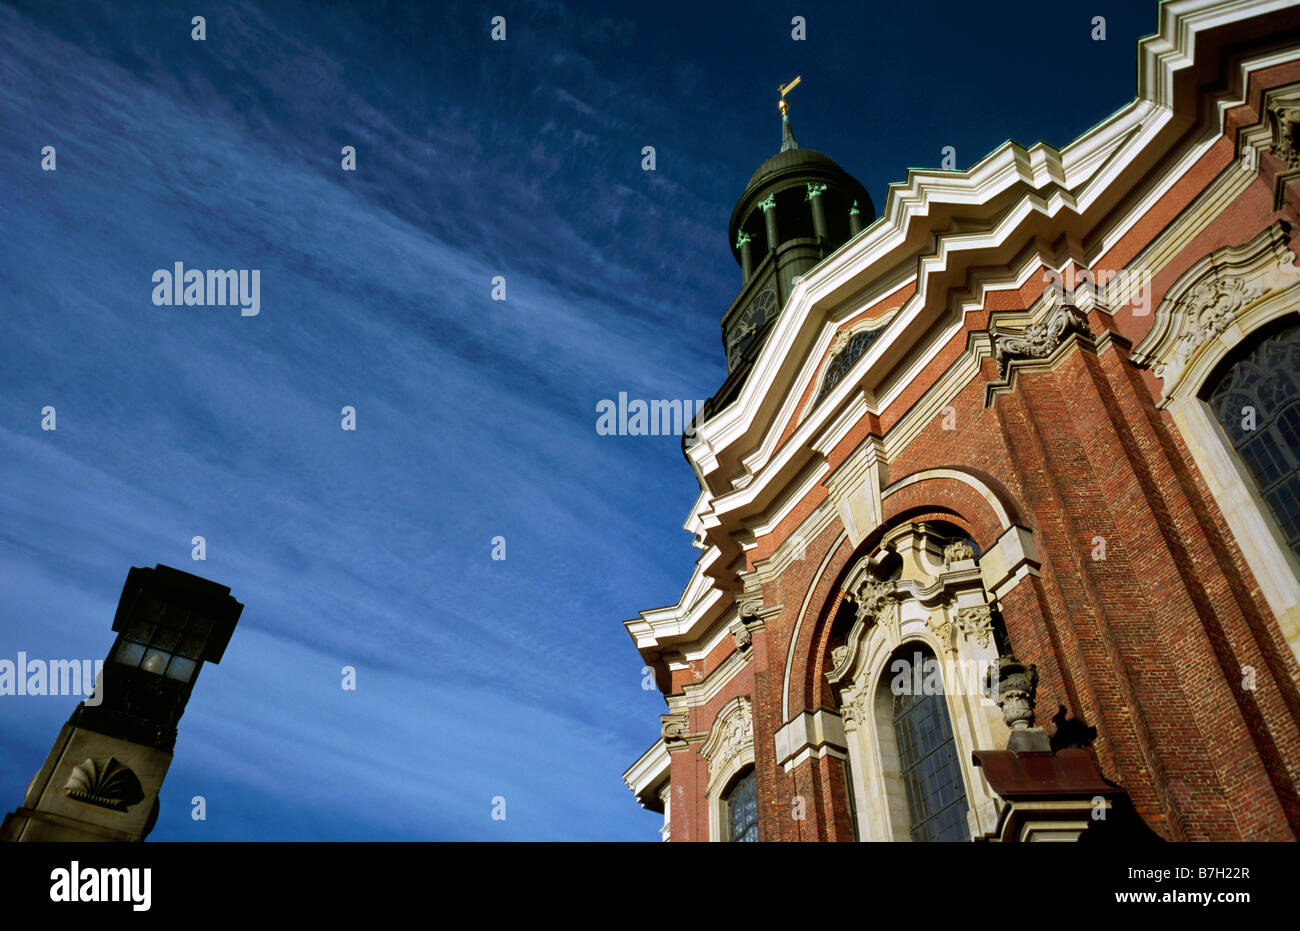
[1,565,242,842]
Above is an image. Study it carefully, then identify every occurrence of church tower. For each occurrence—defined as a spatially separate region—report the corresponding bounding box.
[1,565,243,842]
[716,79,874,404]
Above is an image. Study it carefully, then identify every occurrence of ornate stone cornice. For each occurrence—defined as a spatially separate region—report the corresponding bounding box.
[991,300,1091,377]
[622,739,671,812]
[1130,222,1300,405]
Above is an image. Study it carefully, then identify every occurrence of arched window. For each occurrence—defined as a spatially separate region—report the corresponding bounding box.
[884,644,970,841]
[815,328,882,405]
[723,767,758,842]
[1204,320,1300,560]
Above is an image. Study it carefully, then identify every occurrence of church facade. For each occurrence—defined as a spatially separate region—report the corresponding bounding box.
[623,0,1300,841]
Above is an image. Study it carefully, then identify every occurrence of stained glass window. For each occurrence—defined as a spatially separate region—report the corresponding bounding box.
[890,645,970,841]
[815,328,881,406]
[1205,322,1300,561]
[724,767,758,842]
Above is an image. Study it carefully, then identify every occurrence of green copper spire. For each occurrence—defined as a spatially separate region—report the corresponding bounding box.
[781,112,799,152]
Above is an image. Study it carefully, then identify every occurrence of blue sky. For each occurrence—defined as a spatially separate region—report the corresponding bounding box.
[0,0,1156,840]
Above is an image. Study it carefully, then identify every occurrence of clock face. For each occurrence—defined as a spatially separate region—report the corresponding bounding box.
[727,288,780,363]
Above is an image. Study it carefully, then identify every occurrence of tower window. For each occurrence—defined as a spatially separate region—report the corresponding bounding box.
[1204,320,1300,561]
[723,767,758,842]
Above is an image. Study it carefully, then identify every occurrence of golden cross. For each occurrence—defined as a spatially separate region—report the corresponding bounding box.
[778,76,801,113]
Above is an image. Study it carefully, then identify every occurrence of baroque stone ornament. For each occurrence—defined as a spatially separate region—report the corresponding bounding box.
[63,757,145,811]
[1268,102,1300,169]
[943,540,975,568]
[956,605,994,648]
[992,302,1090,376]
[701,697,754,781]
[660,712,690,749]
[927,608,954,650]
[985,656,1039,730]
[1152,273,1267,385]
[849,576,893,628]
[839,692,867,727]
[732,623,753,652]
[831,644,849,668]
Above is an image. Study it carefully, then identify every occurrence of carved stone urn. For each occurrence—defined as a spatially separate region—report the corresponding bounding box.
[988,655,1038,730]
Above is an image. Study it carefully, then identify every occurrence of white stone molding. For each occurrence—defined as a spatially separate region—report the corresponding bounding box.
[773,710,848,771]
[978,525,1042,600]
[622,738,672,841]
[824,435,888,548]
[681,639,751,708]
[702,696,756,841]
[623,739,670,807]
